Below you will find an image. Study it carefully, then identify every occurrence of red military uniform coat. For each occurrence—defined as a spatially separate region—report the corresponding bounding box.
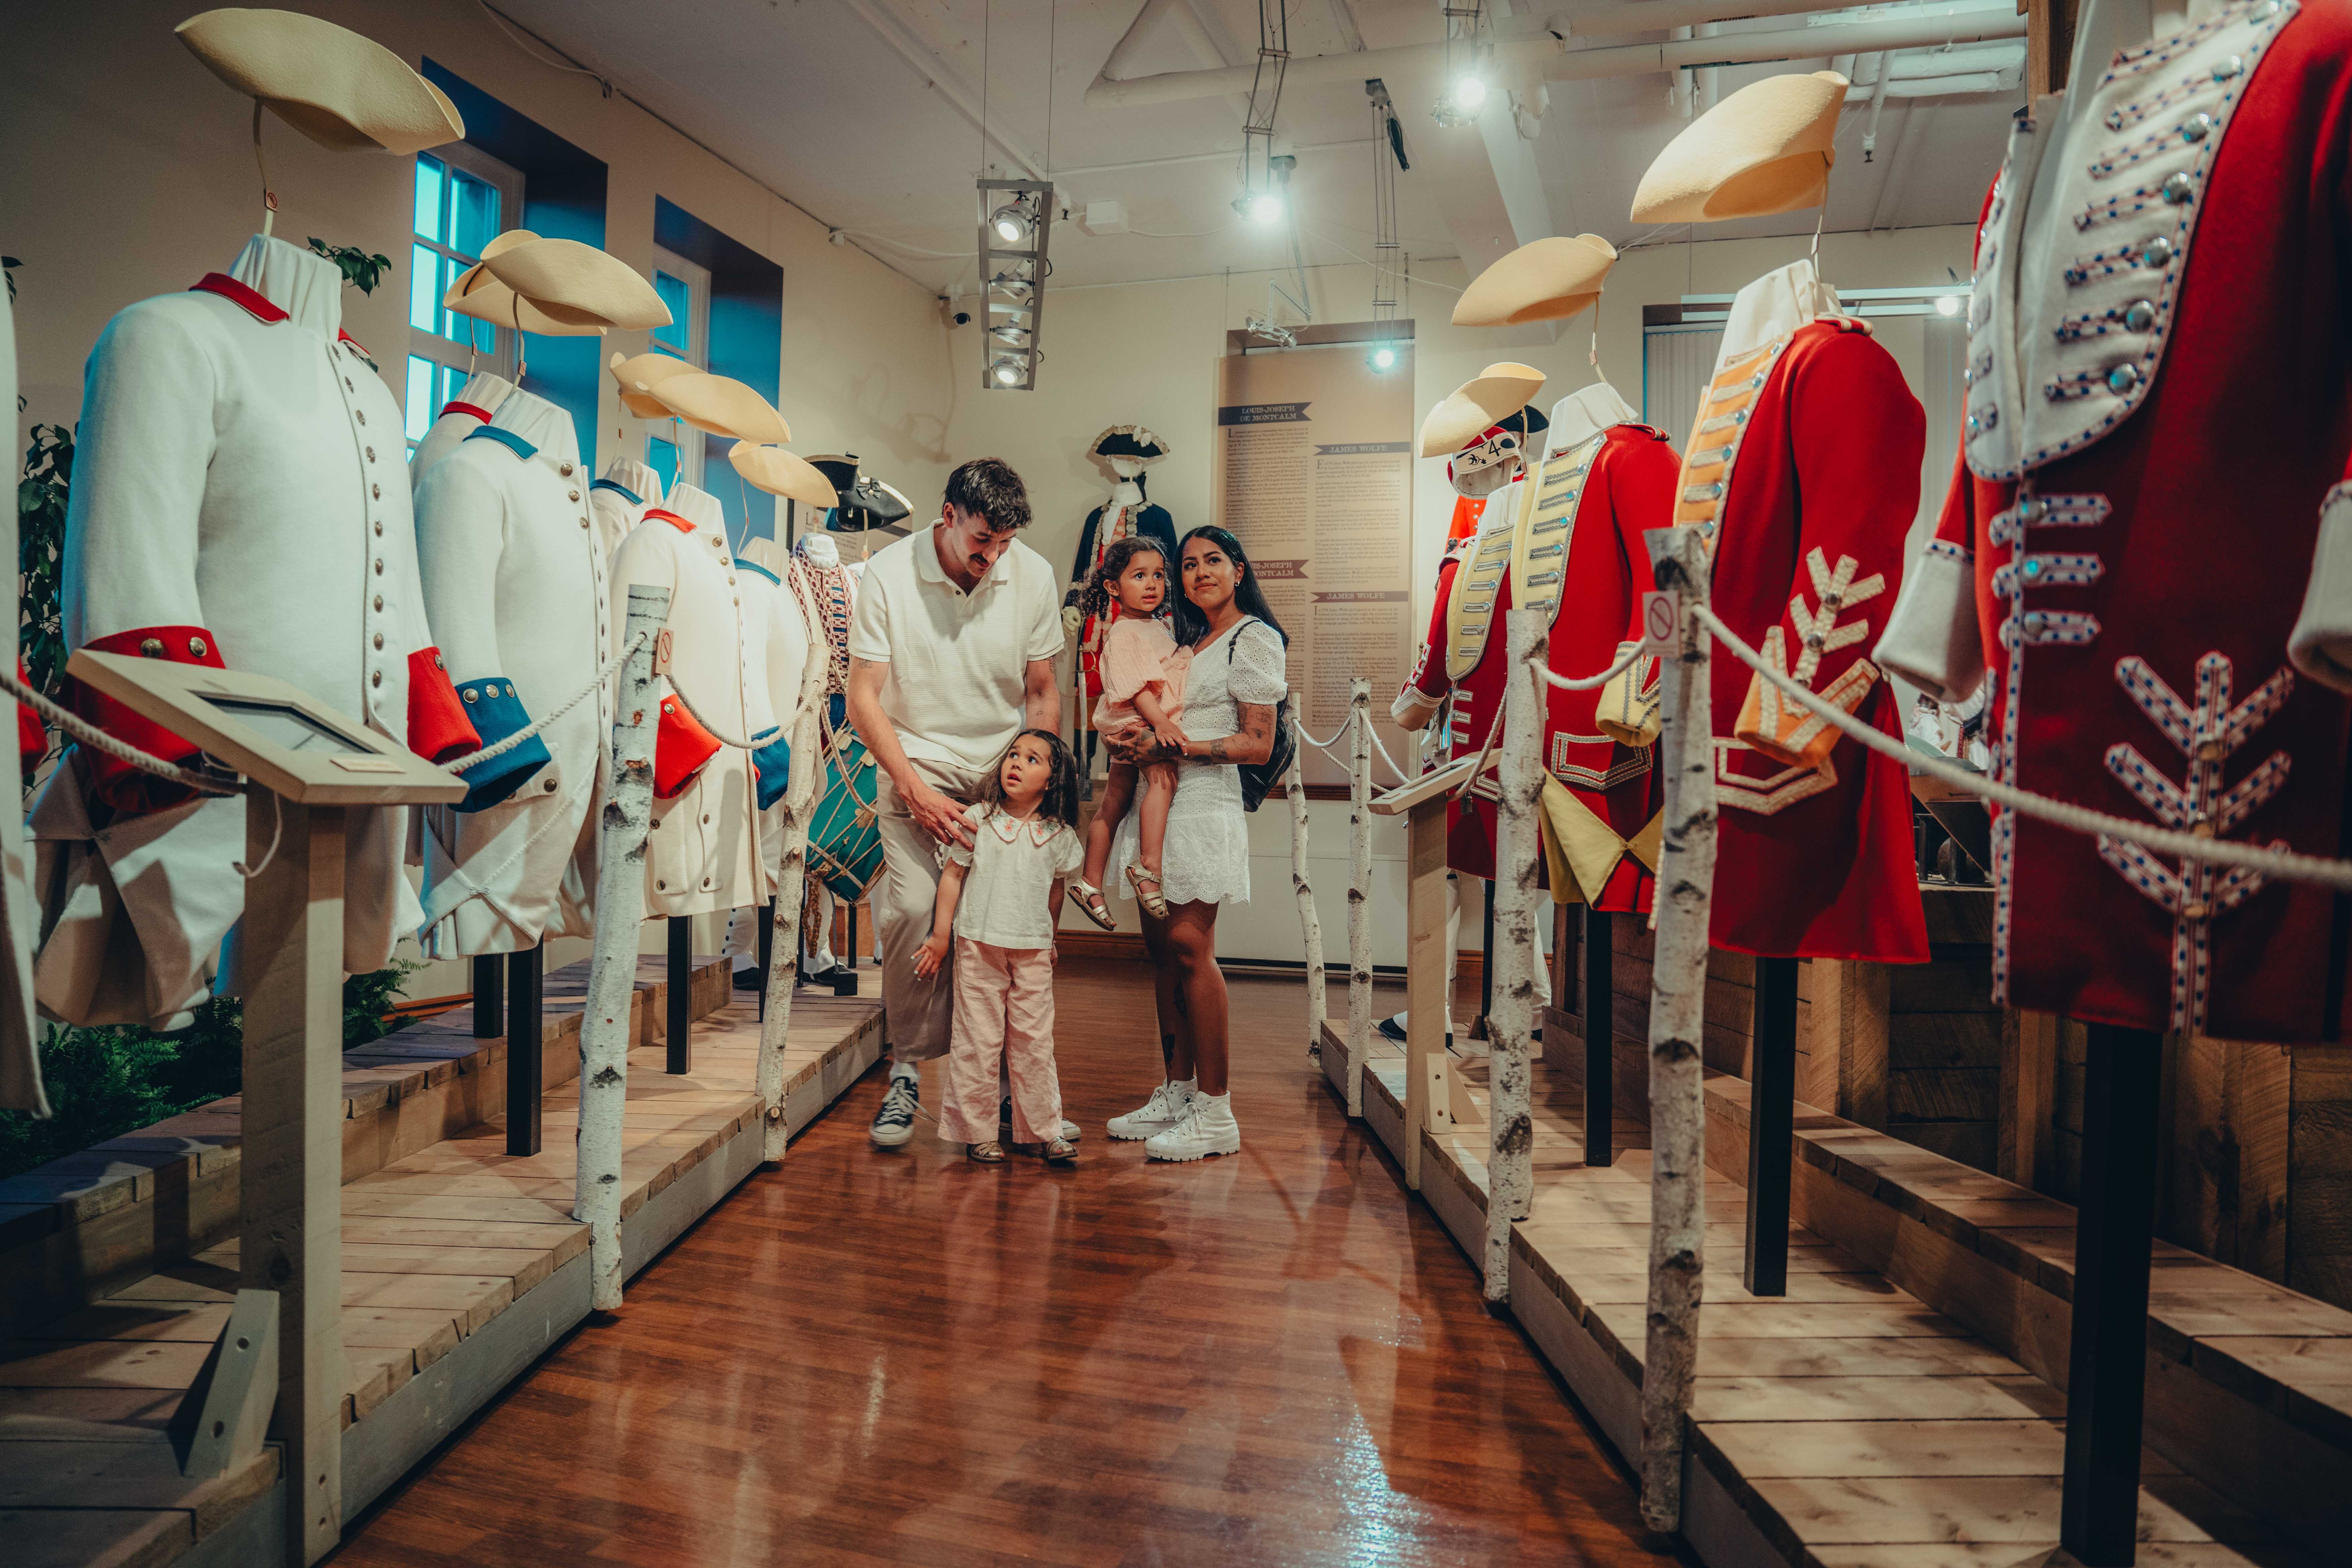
[1877,0,2352,1038]
[1396,382,1681,906]
[1674,260,1928,964]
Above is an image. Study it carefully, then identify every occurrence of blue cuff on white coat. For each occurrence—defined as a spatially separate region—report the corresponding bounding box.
[751,736,791,810]
[453,678,552,812]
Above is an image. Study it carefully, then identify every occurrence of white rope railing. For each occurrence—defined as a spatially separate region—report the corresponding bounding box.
[1541,643,1643,693]
[1366,723,1411,786]
[1696,605,2352,890]
[0,665,240,795]
[1298,713,1356,751]
[442,631,648,775]
[661,672,786,752]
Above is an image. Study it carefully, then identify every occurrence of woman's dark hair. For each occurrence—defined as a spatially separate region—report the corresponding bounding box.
[1171,525,1289,648]
[1078,535,1171,622]
[982,728,1082,830]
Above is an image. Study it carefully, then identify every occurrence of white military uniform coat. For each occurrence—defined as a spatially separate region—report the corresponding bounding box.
[31,235,471,1028]
[414,387,610,955]
[410,372,514,489]
[590,457,662,565]
[611,483,764,917]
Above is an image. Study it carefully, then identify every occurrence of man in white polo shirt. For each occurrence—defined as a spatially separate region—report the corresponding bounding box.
[846,458,1065,1146]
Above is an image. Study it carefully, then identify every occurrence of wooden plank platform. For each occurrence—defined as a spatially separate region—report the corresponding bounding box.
[1317,1021,2325,1568]
[3,979,883,1568]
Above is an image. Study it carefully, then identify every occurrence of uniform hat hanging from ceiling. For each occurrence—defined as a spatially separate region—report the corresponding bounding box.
[729,443,839,510]
[642,372,791,445]
[447,232,671,336]
[808,455,913,534]
[1630,70,1847,224]
[176,7,464,154]
[609,351,697,419]
[1417,362,1546,459]
[1452,234,1619,327]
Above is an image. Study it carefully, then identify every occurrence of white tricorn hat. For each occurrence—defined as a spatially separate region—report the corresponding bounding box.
[728,443,838,509]
[646,372,792,445]
[1417,362,1546,458]
[478,237,670,332]
[1453,234,1619,327]
[1632,71,1848,225]
[609,351,698,419]
[447,232,608,337]
[176,8,463,155]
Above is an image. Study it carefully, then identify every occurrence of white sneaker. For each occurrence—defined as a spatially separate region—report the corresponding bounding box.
[1144,1092,1240,1162]
[1107,1080,1193,1141]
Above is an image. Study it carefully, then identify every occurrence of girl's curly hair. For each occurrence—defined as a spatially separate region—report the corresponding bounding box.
[1079,534,1172,623]
[980,728,1083,829]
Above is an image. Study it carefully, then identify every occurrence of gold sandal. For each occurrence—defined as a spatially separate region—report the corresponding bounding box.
[967,1140,1006,1164]
[1041,1137,1078,1166]
[1125,862,1170,918]
[1069,878,1117,931]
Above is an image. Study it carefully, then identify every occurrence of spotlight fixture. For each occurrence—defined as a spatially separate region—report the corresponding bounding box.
[1368,344,1397,372]
[977,177,1053,391]
[1248,190,1284,224]
[1453,75,1487,110]
[1935,293,1961,316]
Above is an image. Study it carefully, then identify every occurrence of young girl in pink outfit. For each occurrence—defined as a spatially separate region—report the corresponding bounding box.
[913,729,1086,1165]
[1070,537,1191,925]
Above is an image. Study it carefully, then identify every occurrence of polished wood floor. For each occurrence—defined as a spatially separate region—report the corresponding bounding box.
[332,960,1675,1567]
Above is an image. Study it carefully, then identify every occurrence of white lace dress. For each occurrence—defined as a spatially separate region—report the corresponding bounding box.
[1109,618,1287,908]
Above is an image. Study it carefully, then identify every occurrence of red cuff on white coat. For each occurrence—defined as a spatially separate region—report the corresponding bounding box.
[406,647,480,764]
[17,660,44,770]
[69,626,225,815]
[654,695,721,799]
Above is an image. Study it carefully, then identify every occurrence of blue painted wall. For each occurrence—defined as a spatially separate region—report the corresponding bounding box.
[655,197,784,549]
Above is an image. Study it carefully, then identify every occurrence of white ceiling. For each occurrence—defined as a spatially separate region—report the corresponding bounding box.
[487,0,2021,295]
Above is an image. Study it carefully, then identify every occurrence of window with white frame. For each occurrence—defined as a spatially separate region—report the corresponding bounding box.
[403,142,524,456]
[641,244,710,494]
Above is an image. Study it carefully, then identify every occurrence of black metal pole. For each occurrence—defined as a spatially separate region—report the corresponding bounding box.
[1478,879,1497,1036]
[1585,908,1614,1167]
[1743,956,1799,1297]
[667,916,692,1074]
[504,942,543,1157]
[756,901,775,1022]
[472,952,504,1038]
[2061,1023,2162,1565]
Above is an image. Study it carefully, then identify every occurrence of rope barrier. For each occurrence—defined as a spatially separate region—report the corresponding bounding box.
[1453,706,1506,800]
[0,665,240,795]
[1298,712,1355,751]
[1366,724,1411,786]
[1541,643,1643,693]
[662,671,786,752]
[441,632,649,775]
[1695,605,2352,891]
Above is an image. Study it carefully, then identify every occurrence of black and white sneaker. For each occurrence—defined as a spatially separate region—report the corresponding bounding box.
[870,1075,919,1147]
[1000,1096,1081,1143]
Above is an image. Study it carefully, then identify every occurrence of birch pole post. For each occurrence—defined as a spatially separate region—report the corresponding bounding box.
[576,584,670,1312]
[758,577,834,1162]
[1285,692,1327,1060]
[1639,526,1717,1531]
[1344,679,1374,1119]
[1484,609,1545,1303]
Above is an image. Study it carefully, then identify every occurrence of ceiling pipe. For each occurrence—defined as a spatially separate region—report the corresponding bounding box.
[1851,69,2015,95]
[1085,7,2029,109]
[839,0,1051,180]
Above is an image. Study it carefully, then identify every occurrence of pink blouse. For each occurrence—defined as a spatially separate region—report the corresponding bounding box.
[1091,613,1191,732]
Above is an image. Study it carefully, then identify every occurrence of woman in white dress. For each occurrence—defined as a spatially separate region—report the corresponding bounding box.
[1101,526,1287,1161]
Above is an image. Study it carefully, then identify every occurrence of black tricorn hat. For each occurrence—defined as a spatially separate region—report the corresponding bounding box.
[808,455,914,534]
[1088,424,1171,466]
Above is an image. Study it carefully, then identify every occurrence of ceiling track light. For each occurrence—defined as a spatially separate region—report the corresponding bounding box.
[978,177,1054,391]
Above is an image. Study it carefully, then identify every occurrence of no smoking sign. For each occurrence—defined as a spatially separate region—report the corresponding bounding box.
[1638,590,1681,655]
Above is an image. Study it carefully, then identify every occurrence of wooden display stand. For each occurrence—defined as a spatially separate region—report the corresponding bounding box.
[66,648,465,1567]
[1369,753,1482,1188]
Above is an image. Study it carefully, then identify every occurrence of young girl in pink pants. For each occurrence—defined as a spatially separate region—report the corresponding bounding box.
[913,729,1086,1165]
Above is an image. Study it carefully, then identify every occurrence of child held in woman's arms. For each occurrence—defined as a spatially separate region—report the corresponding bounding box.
[1070,538,1191,925]
[913,729,1087,1165]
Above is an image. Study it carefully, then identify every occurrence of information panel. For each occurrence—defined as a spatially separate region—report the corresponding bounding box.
[1215,340,1416,789]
